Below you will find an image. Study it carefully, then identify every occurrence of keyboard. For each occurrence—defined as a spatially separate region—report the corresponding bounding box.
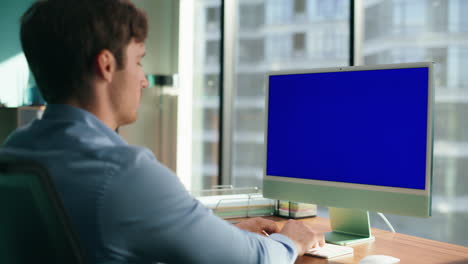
[306,243,354,259]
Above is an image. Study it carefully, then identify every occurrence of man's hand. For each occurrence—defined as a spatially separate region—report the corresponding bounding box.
[234,217,280,236]
[279,219,325,256]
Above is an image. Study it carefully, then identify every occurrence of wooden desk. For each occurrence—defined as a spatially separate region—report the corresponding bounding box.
[235,216,468,264]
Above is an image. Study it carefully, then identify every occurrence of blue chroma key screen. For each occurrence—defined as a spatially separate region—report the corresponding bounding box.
[266,68,429,190]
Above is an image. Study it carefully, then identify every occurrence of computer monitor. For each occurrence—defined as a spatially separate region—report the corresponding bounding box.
[263,62,433,245]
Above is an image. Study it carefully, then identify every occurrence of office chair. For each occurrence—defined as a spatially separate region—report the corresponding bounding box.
[0,158,86,264]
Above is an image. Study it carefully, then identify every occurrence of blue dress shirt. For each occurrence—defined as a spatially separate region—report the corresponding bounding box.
[0,104,297,264]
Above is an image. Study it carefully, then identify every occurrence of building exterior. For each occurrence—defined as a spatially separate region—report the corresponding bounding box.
[362,0,468,247]
[196,0,468,246]
[197,0,349,189]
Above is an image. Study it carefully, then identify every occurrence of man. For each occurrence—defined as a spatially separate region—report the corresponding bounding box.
[0,0,324,263]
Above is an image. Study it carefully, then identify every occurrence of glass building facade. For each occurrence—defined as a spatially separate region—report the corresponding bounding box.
[232,0,349,187]
[362,0,468,247]
[193,0,223,190]
[196,0,468,246]
[197,0,349,189]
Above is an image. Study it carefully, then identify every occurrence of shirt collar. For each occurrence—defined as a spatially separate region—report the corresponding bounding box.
[42,104,127,146]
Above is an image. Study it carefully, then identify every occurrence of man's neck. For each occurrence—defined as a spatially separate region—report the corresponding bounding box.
[65,99,118,131]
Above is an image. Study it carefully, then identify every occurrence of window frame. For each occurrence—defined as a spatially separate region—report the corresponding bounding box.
[219,0,355,185]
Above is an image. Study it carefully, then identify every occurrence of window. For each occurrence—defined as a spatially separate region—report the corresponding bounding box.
[294,0,306,14]
[226,0,349,188]
[189,0,468,248]
[0,1,43,107]
[361,0,468,247]
[207,7,220,25]
[204,74,220,97]
[292,32,306,56]
[239,38,265,63]
[459,0,468,33]
[428,0,448,32]
[237,74,265,97]
[205,40,220,64]
[294,0,307,21]
[239,3,265,30]
[189,0,222,191]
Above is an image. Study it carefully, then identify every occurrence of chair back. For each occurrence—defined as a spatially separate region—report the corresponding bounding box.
[0,158,86,264]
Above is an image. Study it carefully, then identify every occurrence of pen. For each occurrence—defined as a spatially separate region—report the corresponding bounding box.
[262,230,270,237]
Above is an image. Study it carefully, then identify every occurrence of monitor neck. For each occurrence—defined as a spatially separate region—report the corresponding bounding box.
[325,207,375,245]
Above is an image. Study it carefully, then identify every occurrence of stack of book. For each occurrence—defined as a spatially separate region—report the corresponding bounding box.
[277,200,317,218]
[196,193,276,219]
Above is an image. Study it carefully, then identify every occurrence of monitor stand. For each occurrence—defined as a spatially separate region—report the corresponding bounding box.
[325,207,375,246]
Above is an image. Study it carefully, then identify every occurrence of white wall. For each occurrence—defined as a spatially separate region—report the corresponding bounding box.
[119,0,180,171]
[133,0,179,75]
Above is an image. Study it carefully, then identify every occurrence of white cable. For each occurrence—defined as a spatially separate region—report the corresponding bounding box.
[377,212,396,233]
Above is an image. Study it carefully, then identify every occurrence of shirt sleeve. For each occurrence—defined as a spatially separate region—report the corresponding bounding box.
[98,147,298,264]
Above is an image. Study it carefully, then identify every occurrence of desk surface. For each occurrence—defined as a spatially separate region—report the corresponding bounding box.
[234,216,468,264]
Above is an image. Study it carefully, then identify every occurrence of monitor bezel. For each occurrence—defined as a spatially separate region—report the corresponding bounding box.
[264,62,434,198]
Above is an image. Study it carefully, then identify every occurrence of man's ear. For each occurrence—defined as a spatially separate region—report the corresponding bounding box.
[95,49,116,83]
